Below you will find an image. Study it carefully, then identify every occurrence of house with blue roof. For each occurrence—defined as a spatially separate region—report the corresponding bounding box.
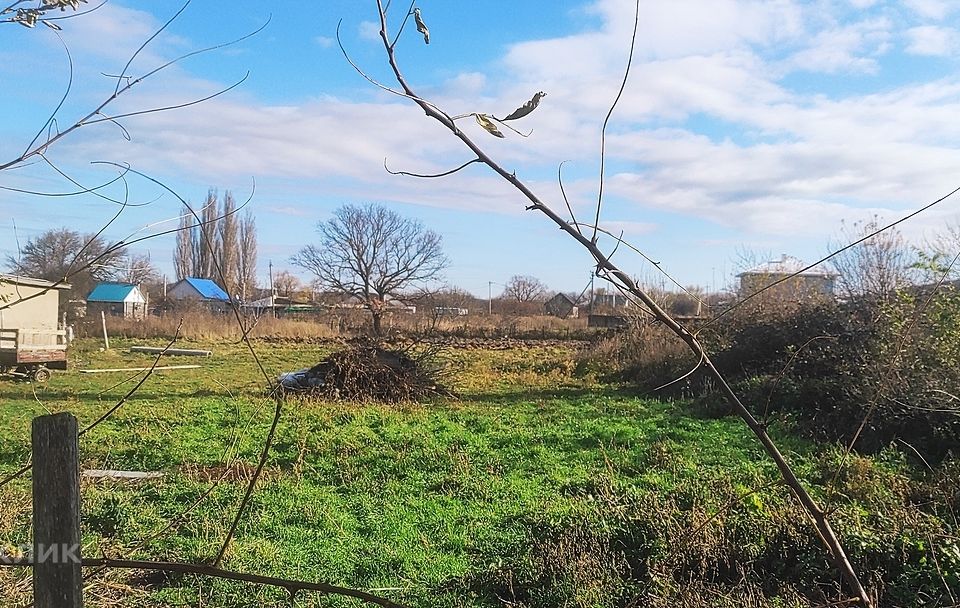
[87,282,147,319]
[168,277,231,312]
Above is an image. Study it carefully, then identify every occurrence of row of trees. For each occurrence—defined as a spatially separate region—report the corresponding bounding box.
[4,228,159,302]
[174,190,258,301]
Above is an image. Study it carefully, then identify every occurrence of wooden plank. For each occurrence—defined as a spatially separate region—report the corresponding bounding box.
[129,346,212,357]
[15,350,68,364]
[79,365,201,374]
[32,413,83,608]
[82,470,164,480]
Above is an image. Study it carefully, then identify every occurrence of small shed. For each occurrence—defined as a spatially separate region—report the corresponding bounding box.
[0,274,71,372]
[169,277,231,312]
[0,274,70,330]
[86,282,147,319]
[545,293,578,319]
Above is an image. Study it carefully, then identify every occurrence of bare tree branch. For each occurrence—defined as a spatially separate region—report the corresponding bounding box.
[384,157,481,178]
[371,2,874,604]
[0,559,407,608]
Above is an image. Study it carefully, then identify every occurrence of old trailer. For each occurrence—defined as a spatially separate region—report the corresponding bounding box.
[0,328,68,381]
[0,274,71,382]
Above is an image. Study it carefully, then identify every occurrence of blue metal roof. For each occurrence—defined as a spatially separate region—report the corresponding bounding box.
[87,283,140,303]
[184,278,230,301]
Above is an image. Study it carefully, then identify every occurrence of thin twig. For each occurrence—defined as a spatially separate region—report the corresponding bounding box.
[0,559,407,608]
[591,0,640,244]
[372,2,874,604]
[384,157,480,178]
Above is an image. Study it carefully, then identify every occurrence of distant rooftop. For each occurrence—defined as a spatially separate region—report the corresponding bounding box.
[87,282,142,303]
[0,273,71,290]
[738,254,836,278]
[181,277,230,301]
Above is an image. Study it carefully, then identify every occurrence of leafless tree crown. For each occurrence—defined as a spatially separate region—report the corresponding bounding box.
[5,227,130,298]
[502,274,547,302]
[173,189,257,298]
[292,203,448,334]
[831,217,913,300]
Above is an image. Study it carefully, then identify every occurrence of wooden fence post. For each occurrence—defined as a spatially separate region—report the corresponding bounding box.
[32,412,83,608]
[100,311,110,350]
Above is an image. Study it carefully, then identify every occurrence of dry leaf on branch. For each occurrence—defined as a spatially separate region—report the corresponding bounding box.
[413,7,430,44]
[475,114,504,138]
[501,91,546,121]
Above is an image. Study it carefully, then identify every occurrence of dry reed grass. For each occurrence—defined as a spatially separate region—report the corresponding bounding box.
[73,310,593,342]
[74,312,341,342]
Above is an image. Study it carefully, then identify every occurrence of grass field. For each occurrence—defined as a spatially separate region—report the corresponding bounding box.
[0,338,957,607]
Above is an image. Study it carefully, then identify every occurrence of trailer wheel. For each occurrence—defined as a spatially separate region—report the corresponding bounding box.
[33,367,51,383]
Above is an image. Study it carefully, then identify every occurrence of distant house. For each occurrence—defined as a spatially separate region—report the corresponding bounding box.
[545,293,578,319]
[737,254,836,303]
[592,291,630,309]
[0,274,71,331]
[86,282,147,319]
[168,277,231,312]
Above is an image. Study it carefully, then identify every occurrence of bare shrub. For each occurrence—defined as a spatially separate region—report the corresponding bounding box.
[577,320,698,393]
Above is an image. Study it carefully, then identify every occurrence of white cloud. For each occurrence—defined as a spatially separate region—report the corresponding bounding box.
[904,0,953,20]
[17,0,960,273]
[905,25,958,56]
[314,36,334,48]
[782,18,892,74]
[264,205,310,217]
[358,20,380,41]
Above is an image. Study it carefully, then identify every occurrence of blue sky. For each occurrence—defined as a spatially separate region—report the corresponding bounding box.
[3,0,960,297]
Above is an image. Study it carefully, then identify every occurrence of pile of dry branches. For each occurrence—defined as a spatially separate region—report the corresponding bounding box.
[278,341,452,403]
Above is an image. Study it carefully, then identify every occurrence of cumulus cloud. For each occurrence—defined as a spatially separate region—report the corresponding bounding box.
[13,0,960,271]
[905,25,958,56]
[782,17,892,74]
[904,0,953,20]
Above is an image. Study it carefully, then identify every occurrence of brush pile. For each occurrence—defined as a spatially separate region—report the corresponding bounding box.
[277,342,452,402]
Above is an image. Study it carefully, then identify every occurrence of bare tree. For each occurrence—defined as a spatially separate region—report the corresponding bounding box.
[119,253,160,286]
[218,191,239,296]
[174,212,193,281]
[362,3,874,604]
[502,274,547,302]
[831,216,913,300]
[197,190,219,279]
[237,210,258,301]
[173,190,253,298]
[5,227,126,301]
[918,221,960,282]
[292,203,448,335]
[272,270,301,296]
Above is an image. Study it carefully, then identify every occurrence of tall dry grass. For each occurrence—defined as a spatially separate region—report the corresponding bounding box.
[75,312,341,342]
[74,310,595,342]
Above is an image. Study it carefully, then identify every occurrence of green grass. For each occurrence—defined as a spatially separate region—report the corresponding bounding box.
[0,339,956,607]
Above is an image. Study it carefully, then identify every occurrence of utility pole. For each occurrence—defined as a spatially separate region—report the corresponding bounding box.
[488,281,493,315]
[589,274,595,315]
[269,260,275,317]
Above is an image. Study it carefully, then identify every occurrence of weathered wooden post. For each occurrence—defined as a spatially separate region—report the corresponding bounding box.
[100,311,110,350]
[32,412,83,608]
